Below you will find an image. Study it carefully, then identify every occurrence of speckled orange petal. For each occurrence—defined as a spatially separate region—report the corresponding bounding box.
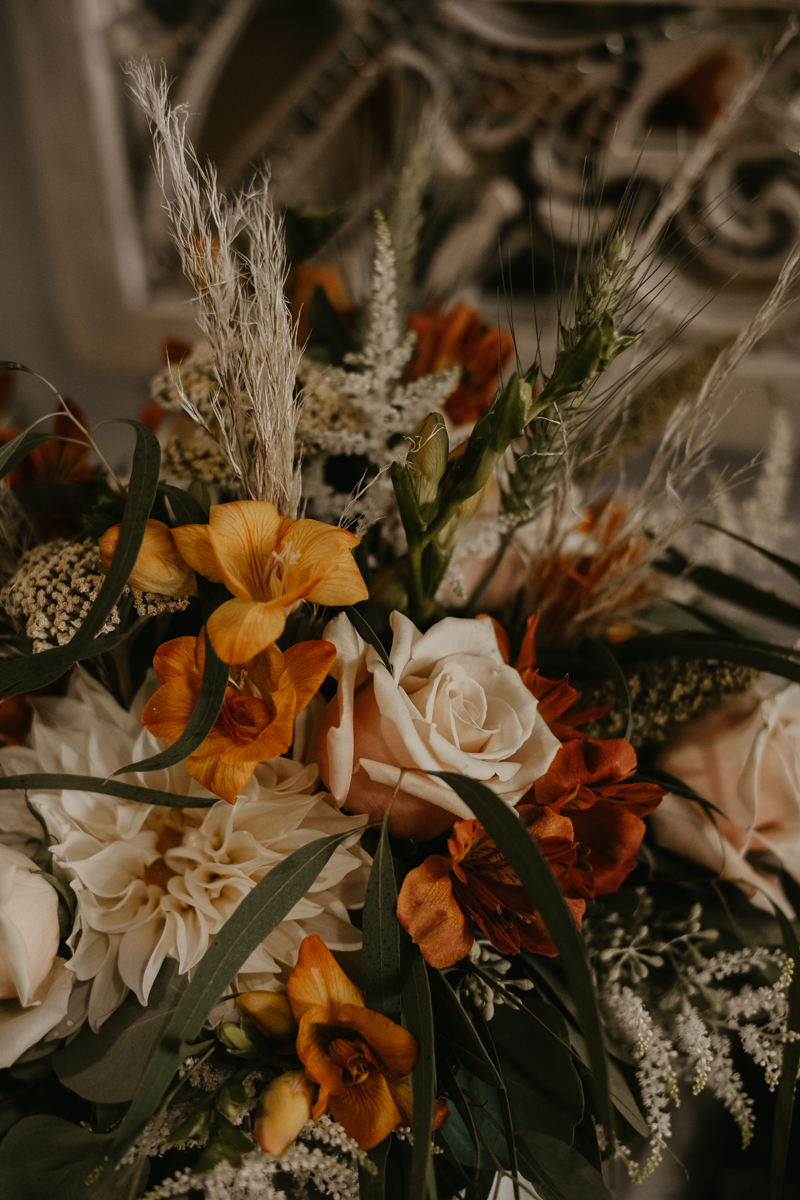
[185,747,256,804]
[396,855,474,969]
[151,634,202,685]
[280,640,337,713]
[327,1072,402,1150]
[142,675,206,746]
[288,934,364,1019]
[205,500,283,598]
[206,598,289,665]
[171,523,225,585]
[280,520,367,607]
[335,1004,418,1078]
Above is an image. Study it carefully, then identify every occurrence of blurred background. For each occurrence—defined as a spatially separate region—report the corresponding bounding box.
[4,0,800,463]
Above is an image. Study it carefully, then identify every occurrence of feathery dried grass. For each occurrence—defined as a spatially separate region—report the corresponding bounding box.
[128,60,302,513]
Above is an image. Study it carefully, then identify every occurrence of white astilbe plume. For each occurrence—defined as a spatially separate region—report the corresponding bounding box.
[127,60,302,514]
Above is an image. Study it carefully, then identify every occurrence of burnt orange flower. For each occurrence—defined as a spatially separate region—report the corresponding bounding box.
[397,814,585,969]
[403,302,514,426]
[1,399,98,540]
[515,614,608,742]
[172,501,368,664]
[142,631,335,803]
[99,519,197,597]
[286,935,420,1150]
[520,736,664,898]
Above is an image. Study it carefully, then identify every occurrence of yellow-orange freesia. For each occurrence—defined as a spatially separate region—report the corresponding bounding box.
[286,935,419,1150]
[142,631,335,804]
[172,501,368,664]
[99,519,197,597]
[255,1070,314,1157]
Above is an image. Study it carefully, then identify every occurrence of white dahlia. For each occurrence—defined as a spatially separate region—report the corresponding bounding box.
[0,669,370,1031]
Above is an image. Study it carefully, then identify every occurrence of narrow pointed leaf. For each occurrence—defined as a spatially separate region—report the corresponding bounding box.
[770,905,800,1200]
[158,481,209,527]
[700,521,800,586]
[472,1010,519,1199]
[429,969,502,1088]
[0,420,161,698]
[0,429,57,480]
[584,638,632,742]
[612,632,800,684]
[362,806,403,1018]
[345,606,393,675]
[359,1134,390,1200]
[0,773,216,808]
[402,948,437,1200]
[431,772,615,1143]
[109,827,360,1161]
[682,565,800,631]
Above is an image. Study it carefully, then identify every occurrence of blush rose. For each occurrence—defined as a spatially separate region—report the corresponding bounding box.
[651,685,800,914]
[316,612,560,840]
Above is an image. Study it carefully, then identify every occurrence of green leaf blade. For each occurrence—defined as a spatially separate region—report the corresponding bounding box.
[402,948,437,1200]
[0,773,216,808]
[362,806,403,1019]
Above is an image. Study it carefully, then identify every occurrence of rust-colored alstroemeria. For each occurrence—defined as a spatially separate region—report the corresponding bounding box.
[99,519,197,597]
[515,614,609,742]
[286,935,420,1150]
[403,302,514,426]
[142,631,335,803]
[172,501,368,664]
[396,814,585,969]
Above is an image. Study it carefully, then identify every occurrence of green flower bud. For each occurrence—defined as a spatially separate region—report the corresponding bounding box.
[215,1078,249,1121]
[218,1021,258,1057]
[407,413,449,511]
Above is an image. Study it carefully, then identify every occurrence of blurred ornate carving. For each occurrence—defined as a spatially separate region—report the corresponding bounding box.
[8,0,800,372]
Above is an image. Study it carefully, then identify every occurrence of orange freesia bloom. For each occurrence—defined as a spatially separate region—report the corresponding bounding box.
[172,501,368,664]
[397,815,585,969]
[99,519,197,597]
[403,302,514,426]
[287,935,420,1150]
[142,631,335,803]
[255,1070,314,1157]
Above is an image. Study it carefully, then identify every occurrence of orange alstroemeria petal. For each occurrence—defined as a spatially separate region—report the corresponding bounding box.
[151,634,203,686]
[185,747,257,805]
[206,500,283,598]
[280,640,337,713]
[281,519,368,607]
[142,675,206,747]
[296,1005,349,1096]
[327,1072,402,1151]
[334,1004,418,1078]
[171,523,226,585]
[396,854,474,969]
[99,519,197,597]
[206,597,289,665]
[288,934,364,1020]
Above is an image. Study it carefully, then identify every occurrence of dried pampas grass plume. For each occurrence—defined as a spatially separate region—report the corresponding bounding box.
[127,59,302,514]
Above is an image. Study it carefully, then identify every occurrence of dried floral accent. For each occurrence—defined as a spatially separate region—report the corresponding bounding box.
[0,539,121,652]
[403,302,514,425]
[295,360,367,454]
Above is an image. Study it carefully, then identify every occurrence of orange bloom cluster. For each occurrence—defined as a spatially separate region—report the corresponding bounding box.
[403,302,514,426]
[142,631,335,803]
[240,936,447,1153]
[396,616,663,968]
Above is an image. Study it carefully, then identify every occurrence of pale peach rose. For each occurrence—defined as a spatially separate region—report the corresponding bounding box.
[316,611,561,841]
[651,686,800,913]
[0,843,72,1066]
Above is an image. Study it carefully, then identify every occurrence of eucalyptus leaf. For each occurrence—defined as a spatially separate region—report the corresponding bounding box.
[0,420,161,698]
[0,428,52,481]
[429,969,502,1089]
[612,631,800,684]
[472,1010,520,1199]
[431,772,615,1142]
[54,960,186,1103]
[109,827,361,1162]
[770,905,800,1200]
[362,806,403,1018]
[0,773,216,808]
[401,947,437,1200]
[515,1132,613,1200]
[0,1116,125,1200]
[345,606,393,675]
[699,521,800,586]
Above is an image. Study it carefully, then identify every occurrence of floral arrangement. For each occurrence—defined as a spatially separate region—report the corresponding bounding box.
[1,60,800,1200]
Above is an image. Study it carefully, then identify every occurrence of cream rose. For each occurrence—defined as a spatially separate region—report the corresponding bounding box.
[651,685,800,914]
[0,843,72,1067]
[316,611,561,840]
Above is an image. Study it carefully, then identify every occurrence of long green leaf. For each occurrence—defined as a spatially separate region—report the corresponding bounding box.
[683,566,800,631]
[158,481,208,527]
[345,606,393,675]
[612,632,800,684]
[437,1056,480,1165]
[770,906,800,1200]
[112,581,229,777]
[109,828,360,1161]
[584,638,632,742]
[699,521,800,586]
[358,1134,391,1200]
[0,420,161,698]
[472,1010,519,1200]
[362,806,403,1018]
[0,773,216,808]
[402,948,437,1200]
[432,772,615,1143]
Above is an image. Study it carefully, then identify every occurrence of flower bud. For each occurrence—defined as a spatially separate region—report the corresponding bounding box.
[436,478,491,554]
[236,990,297,1039]
[254,1070,313,1157]
[99,519,197,597]
[407,414,449,511]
